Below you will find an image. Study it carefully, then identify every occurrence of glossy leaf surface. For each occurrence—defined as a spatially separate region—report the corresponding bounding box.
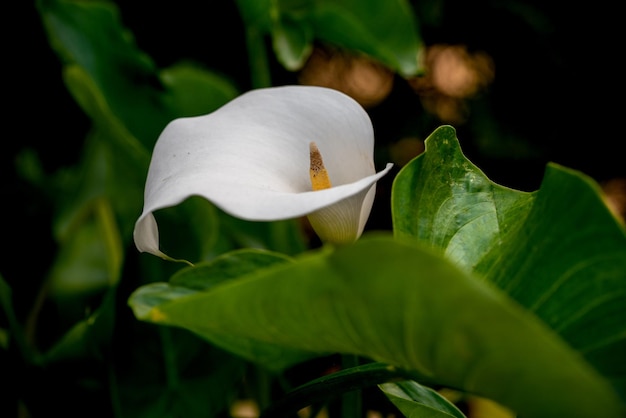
[129,236,623,417]
[392,125,626,402]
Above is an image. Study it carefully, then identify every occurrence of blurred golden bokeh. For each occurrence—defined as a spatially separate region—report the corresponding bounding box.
[230,399,259,417]
[389,137,425,167]
[409,44,495,124]
[298,42,495,139]
[602,177,626,223]
[466,395,515,418]
[298,46,395,108]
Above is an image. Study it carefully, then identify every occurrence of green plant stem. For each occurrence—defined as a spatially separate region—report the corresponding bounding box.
[245,25,272,89]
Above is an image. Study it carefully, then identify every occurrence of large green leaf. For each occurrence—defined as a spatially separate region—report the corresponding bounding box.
[391,125,536,270]
[235,0,423,75]
[128,236,624,417]
[392,125,626,402]
[169,248,294,291]
[131,249,313,370]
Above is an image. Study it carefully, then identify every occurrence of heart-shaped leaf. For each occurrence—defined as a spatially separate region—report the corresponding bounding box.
[392,125,626,402]
[128,235,624,417]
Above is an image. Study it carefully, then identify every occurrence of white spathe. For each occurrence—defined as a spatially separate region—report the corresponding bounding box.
[134,85,394,257]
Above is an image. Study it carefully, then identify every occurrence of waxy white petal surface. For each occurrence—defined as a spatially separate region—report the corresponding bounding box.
[134,85,393,255]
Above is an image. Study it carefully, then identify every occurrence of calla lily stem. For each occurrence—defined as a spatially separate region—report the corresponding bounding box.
[245,26,272,88]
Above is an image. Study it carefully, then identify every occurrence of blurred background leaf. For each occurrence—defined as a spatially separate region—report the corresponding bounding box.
[236,0,423,75]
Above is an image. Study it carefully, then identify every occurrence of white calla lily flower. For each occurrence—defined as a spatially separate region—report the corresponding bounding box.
[134,85,394,258]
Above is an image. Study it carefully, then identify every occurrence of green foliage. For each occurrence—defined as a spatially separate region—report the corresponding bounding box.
[3,0,624,417]
[393,126,626,400]
[127,129,626,417]
[236,0,423,75]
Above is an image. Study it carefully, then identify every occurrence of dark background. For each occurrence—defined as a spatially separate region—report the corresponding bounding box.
[3,1,624,416]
